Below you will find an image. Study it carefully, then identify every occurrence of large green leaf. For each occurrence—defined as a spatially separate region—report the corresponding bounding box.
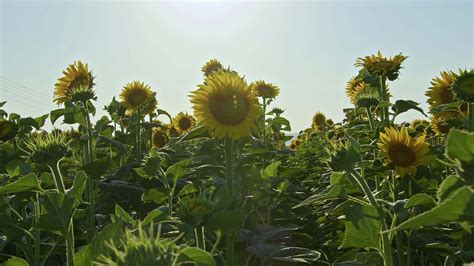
[3,256,29,266]
[166,160,191,182]
[209,209,246,233]
[391,99,426,117]
[175,247,216,266]
[437,175,465,201]
[36,192,76,236]
[446,129,474,163]
[5,160,32,178]
[74,221,124,266]
[341,204,381,250]
[0,173,42,195]
[261,161,281,180]
[393,186,474,232]
[405,193,436,209]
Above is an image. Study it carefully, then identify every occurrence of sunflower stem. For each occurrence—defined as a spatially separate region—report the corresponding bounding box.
[348,169,393,266]
[83,104,96,242]
[34,193,41,266]
[379,75,389,121]
[48,162,66,194]
[225,136,233,198]
[468,102,474,132]
[262,96,267,147]
[366,108,375,131]
[137,109,142,159]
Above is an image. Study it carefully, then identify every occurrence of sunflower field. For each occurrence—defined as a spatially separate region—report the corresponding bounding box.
[0,53,473,266]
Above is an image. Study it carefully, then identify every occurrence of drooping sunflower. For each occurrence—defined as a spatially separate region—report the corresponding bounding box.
[378,126,430,177]
[355,86,380,109]
[54,61,94,104]
[410,119,429,132]
[251,80,280,99]
[346,77,365,104]
[190,71,261,140]
[172,112,195,135]
[452,69,474,103]
[120,81,154,112]
[312,112,327,130]
[25,132,70,165]
[202,59,224,77]
[151,128,169,149]
[355,51,408,81]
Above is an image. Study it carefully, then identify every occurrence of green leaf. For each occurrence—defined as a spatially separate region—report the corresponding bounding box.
[446,129,474,164]
[3,256,29,266]
[294,185,348,208]
[178,183,198,197]
[6,160,32,178]
[405,193,436,209]
[114,204,135,225]
[142,209,167,225]
[437,175,465,201]
[261,161,281,180]
[83,158,112,178]
[393,186,474,232]
[66,171,87,204]
[391,100,426,117]
[341,204,381,250]
[142,189,166,204]
[50,103,84,125]
[0,173,42,195]
[176,125,210,143]
[34,114,49,128]
[166,160,191,182]
[37,192,77,236]
[74,221,123,266]
[175,247,216,266]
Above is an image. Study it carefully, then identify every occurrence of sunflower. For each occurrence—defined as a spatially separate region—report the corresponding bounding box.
[172,112,195,135]
[25,132,70,165]
[378,126,430,177]
[54,61,94,104]
[0,119,17,142]
[312,112,327,130]
[251,80,280,99]
[190,71,261,140]
[346,77,365,104]
[289,139,300,150]
[151,128,169,149]
[452,70,474,103]
[410,119,429,132]
[355,86,380,109]
[430,117,453,136]
[355,51,408,81]
[202,59,224,77]
[425,70,466,118]
[120,81,154,112]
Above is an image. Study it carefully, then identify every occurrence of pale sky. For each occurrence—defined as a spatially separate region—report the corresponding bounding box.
[1,0,473,131]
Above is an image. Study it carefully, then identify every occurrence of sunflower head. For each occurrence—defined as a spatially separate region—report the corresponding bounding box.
[172,112,195,135]
[355,86,381,109]
[425,70,463,118]
[190,71,261,140]
[120,81,154,112]
[25,132,69,165]
[54,61,94,104]
[289,138,300,150]
[0,119,17,142]
[70,85,97,103]
[202,59,224,77]
[355,51,408,80]
[251,80,280,99]
[430,117,455,136]
[312,112,327,130]
[452,70,474,103]
[151,128,169,149]
[346,77,365,104]
[410,119,430,132]
[378,126,430,177]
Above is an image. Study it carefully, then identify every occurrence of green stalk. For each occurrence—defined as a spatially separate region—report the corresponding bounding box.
[34,193,41,266]
[48,162,74,266]
[379,75,389,121]
[262,96,267,146]
[366,108,375,131]
[83,105,95,241]
[149,114,153,151]
[225,136,233,198]
[137,109,142,159]
[468,102,474,132]
[348,169,393,266]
